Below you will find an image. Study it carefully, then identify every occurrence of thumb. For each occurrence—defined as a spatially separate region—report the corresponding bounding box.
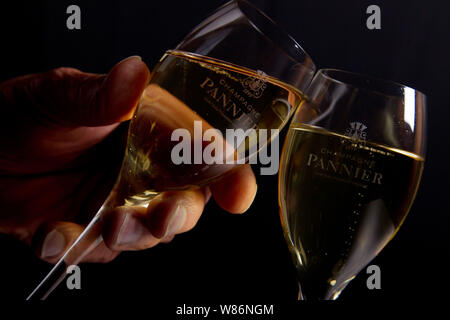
[4,56,150,127]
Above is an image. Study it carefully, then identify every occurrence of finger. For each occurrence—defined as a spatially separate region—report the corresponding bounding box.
[102,205,184,251]
[32,221,120,264]
[102,206,161,251]
[2,56,150,127]
[145,188,210,239]
[209,164,257,214]
[103,188,209,250]
[85,56,151,125]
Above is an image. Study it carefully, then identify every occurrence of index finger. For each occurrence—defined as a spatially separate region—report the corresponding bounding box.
[209,164,257,214]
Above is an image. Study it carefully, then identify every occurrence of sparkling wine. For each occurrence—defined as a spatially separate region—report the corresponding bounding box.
[118,50,305,206]
[279,123,424,299]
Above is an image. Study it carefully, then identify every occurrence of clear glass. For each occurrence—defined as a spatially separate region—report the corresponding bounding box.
[27,0,315,300]
[278,69,426,300]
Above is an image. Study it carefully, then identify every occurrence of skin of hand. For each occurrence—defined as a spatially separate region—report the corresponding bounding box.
[0,56,257,263]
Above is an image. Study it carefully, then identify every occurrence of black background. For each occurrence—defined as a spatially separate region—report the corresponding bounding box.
[0,0,448,314]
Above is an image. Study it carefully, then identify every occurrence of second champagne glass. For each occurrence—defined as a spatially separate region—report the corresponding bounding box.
[279,69,426,300]
[28,0,315,299]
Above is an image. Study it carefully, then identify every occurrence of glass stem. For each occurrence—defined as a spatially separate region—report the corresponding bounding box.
[26,203,107,300]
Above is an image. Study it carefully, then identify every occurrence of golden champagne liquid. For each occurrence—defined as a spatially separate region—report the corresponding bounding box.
[279,123,424,299]
[117,50,304,206]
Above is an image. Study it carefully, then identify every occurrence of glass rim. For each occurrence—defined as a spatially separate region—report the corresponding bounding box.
[233,0,316,73]
[317,68,426,98]
[306,68,427,158]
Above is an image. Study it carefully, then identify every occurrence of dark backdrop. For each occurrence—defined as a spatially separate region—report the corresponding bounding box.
[0,0,448,312]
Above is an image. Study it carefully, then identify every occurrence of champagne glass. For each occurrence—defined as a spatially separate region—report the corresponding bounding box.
[279,69,426,300]
[27,0,315,299]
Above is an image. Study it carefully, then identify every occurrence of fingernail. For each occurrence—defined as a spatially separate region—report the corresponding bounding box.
[161,235,175,244]
[164,205,187,238]
[120,55,142,63]
[116,214,145,246]
[203,187,212,204]
[41,229,66,259]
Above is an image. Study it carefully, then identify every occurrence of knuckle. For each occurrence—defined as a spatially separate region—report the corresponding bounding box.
[46,67,81,79]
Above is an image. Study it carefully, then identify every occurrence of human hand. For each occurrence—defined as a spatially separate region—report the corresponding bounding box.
[0,56,257,263]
